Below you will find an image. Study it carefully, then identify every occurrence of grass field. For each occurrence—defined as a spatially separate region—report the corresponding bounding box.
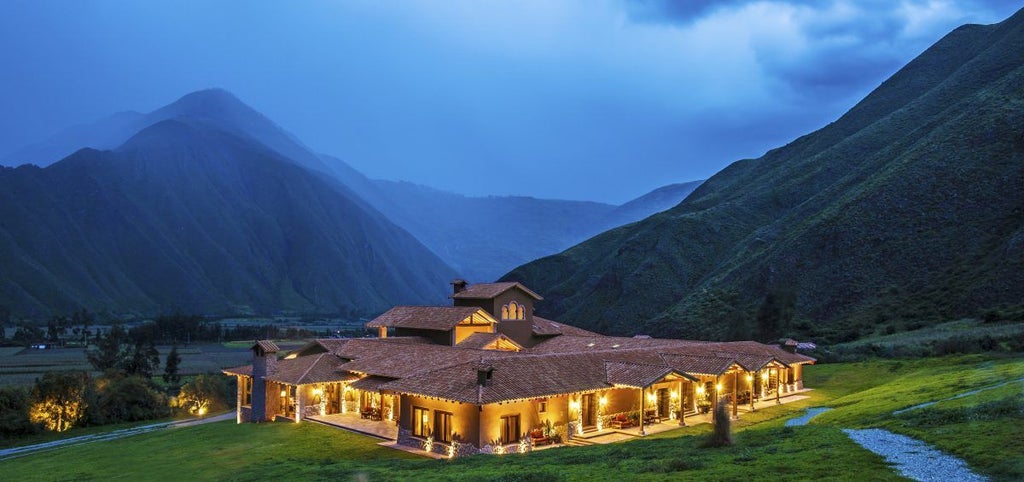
[3,354,1021,481]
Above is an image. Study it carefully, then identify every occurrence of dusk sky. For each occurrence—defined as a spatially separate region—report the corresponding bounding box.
[0,0,1019,203]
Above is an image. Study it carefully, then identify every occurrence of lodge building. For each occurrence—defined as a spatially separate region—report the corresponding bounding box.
[223,281,814,456]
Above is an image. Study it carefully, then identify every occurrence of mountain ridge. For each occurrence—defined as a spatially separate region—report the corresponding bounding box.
[503,9,1024,343]
[0,118,456,319]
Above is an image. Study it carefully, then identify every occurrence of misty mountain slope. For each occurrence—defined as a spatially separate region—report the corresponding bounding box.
[4,89,701,285]
[504,10,1024,342]
[2,89,334,175]
[605,181,703,225]
[319,158,703,281]
[0,120,455,318]
[1,110,146,167]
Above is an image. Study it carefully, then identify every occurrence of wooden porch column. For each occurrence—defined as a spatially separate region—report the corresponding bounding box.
[639,388,645,436]
[236,378,243,424]
[732,371,738,419]
[749,371,755,412]
[775,368,781,404]
[566,394,573,441]
[295,386,303,423]
[712,376,719,407]
[678,380,686,426]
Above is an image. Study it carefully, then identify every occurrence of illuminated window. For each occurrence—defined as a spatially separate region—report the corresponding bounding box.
[435,411,453,442]
[502,301,526,320]
[413,406,430,437]
[538,399,547,413]
[500,414,520,444]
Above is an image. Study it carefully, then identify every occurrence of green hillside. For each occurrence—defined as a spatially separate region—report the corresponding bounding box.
[504,9,1024,343]
[0,120,456,319]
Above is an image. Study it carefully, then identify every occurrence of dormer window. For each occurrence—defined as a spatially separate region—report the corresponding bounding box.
[501,301,526,320]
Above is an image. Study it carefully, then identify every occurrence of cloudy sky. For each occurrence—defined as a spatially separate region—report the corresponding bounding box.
[0,1,1019,203]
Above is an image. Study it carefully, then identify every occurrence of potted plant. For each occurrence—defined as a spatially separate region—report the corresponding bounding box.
[698,399,712,414]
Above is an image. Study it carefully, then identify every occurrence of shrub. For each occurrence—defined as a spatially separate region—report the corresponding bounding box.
[90,374,168,424]
[702,400,732,447]
[0,386,40,436]
[179,374,234,416]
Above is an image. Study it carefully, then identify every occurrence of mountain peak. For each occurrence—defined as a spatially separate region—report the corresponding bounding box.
[160,88,257,119]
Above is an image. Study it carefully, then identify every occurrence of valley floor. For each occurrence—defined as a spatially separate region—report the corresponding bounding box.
[3,354,1021,481]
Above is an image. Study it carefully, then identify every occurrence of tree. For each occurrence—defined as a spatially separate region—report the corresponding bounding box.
[11,325,43,346]
[29,371,88,432]
[86,324,128,372]
[163,346,182,386]
[0,305,10,341]
[71,309,94,346]
[122,341,160,378]
[179,374,233,416]
[46,316,67,345]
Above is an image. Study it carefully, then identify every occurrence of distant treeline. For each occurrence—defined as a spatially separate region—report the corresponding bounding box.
[0,308,359,347]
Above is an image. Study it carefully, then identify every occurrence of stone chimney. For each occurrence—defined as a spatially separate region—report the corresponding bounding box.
[250,340,280,422]
[477,366,494,387]
[451,279,468,295]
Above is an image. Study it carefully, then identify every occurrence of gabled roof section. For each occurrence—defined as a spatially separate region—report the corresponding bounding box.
[659,353,739,376]
[456,332,524,351]
[605,361,694,388]
[252,340,279,354]
[266,353,356,385]
[450,282,543,301]
[365,306,495,331]
[349,375,396,392]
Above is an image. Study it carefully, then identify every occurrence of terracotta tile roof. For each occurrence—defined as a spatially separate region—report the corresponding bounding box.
[349,375,396,392]
[456,332,524,351]
[531,317,603,337]
[223,331,814,404]
[337,342,520,378]
[365,306,492,331]
[605,362,692,388]
[252,340,280,353]
[266,353,357,385]
[450,282,543,300]
[222,364,252,377]
[658,353,738,376]
[382,353,613,404]
[528,335,700,353]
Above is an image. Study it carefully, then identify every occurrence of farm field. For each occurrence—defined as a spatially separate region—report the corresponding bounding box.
[4,354,1021,481]
[0,341,305,387]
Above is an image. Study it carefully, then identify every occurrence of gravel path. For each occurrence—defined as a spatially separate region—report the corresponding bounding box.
[843,428,987,482]
[785,407,832,426]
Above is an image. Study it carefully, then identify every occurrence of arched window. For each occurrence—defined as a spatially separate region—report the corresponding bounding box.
[503,301,524,320]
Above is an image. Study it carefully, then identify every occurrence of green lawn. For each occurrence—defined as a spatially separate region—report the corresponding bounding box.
[3,354,1022,481]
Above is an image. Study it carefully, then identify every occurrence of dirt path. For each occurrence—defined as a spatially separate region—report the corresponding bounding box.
[0,412,234,462]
